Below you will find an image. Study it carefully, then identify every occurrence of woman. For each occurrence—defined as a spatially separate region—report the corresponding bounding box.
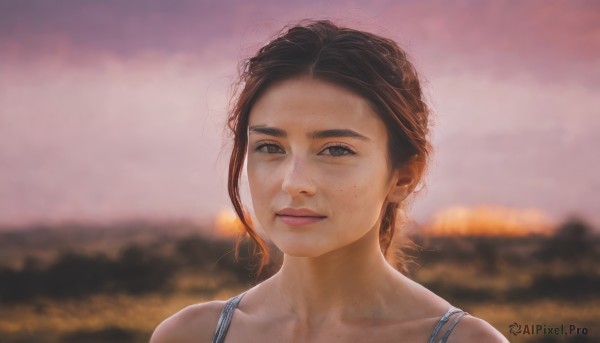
[151,20,508,343]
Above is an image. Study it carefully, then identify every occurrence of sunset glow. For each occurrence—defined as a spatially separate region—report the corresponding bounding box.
[213,209,246,238]
[423,205,554,237]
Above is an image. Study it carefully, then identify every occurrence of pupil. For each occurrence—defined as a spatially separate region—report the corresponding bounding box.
[331,147,345,155]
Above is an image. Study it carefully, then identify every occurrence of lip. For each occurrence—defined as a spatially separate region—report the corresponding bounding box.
[275,208,326,226]
[276,208,325,217]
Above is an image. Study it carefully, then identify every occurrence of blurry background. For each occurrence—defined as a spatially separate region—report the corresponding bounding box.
[0,1,598,342]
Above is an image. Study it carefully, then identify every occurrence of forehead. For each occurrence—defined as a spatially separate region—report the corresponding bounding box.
[248,76,385,134]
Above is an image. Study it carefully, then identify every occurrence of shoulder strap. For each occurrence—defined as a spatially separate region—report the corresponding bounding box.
[427,307,468,343]
[211,292,246,343]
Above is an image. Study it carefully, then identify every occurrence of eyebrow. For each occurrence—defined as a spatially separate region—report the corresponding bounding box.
[311,129,369,141]
[249,126,287,137]
[249,126,369,141]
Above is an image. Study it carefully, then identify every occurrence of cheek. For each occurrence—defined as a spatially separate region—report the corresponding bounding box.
[325,162,390,217]
[247,161,278,215]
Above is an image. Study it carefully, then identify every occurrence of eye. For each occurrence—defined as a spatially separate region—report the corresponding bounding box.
[319,144,355,157]
[255,143,285,154]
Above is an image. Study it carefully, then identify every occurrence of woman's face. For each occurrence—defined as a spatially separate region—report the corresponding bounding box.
[247,76,404,258]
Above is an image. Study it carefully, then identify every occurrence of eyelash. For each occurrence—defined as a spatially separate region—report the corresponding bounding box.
[253,143,356,156]
[320,143,356,156]
[254,143,284,154]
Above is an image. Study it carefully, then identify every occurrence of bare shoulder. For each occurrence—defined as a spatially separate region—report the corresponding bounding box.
[149,300,226,343]
[448,314,509,343]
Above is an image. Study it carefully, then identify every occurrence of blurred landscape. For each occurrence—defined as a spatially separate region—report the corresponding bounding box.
[0,216,598,343]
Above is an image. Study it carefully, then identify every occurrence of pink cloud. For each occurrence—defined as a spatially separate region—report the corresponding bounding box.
[2,1,597,78]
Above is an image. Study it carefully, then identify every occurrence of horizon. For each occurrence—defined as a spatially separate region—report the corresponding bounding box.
[1,205,598,236]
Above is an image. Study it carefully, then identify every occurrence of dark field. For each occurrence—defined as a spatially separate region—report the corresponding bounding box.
[1,218,598,343]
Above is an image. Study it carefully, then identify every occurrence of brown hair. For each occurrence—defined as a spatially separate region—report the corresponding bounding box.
[227,19,431,275]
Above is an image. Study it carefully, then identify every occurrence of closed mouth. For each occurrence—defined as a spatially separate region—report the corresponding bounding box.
[275,208,326,218]
[275,208,326,226]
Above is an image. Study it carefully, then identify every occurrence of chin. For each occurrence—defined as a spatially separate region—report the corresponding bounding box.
[271,236,334,258]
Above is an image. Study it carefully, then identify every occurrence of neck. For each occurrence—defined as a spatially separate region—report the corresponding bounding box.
[269,227,405,322]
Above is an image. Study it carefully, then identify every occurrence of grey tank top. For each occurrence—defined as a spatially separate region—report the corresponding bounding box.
[211,292,467,343]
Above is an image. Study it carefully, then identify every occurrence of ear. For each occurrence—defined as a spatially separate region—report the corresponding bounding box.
[387,156,424,204]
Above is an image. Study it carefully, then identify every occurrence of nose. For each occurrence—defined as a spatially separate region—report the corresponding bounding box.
[281,156,317,197]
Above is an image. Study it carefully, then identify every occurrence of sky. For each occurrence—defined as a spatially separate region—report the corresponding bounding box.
[1,0,599,229]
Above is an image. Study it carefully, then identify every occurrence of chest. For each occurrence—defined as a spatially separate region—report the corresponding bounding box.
[221,317,436,343]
